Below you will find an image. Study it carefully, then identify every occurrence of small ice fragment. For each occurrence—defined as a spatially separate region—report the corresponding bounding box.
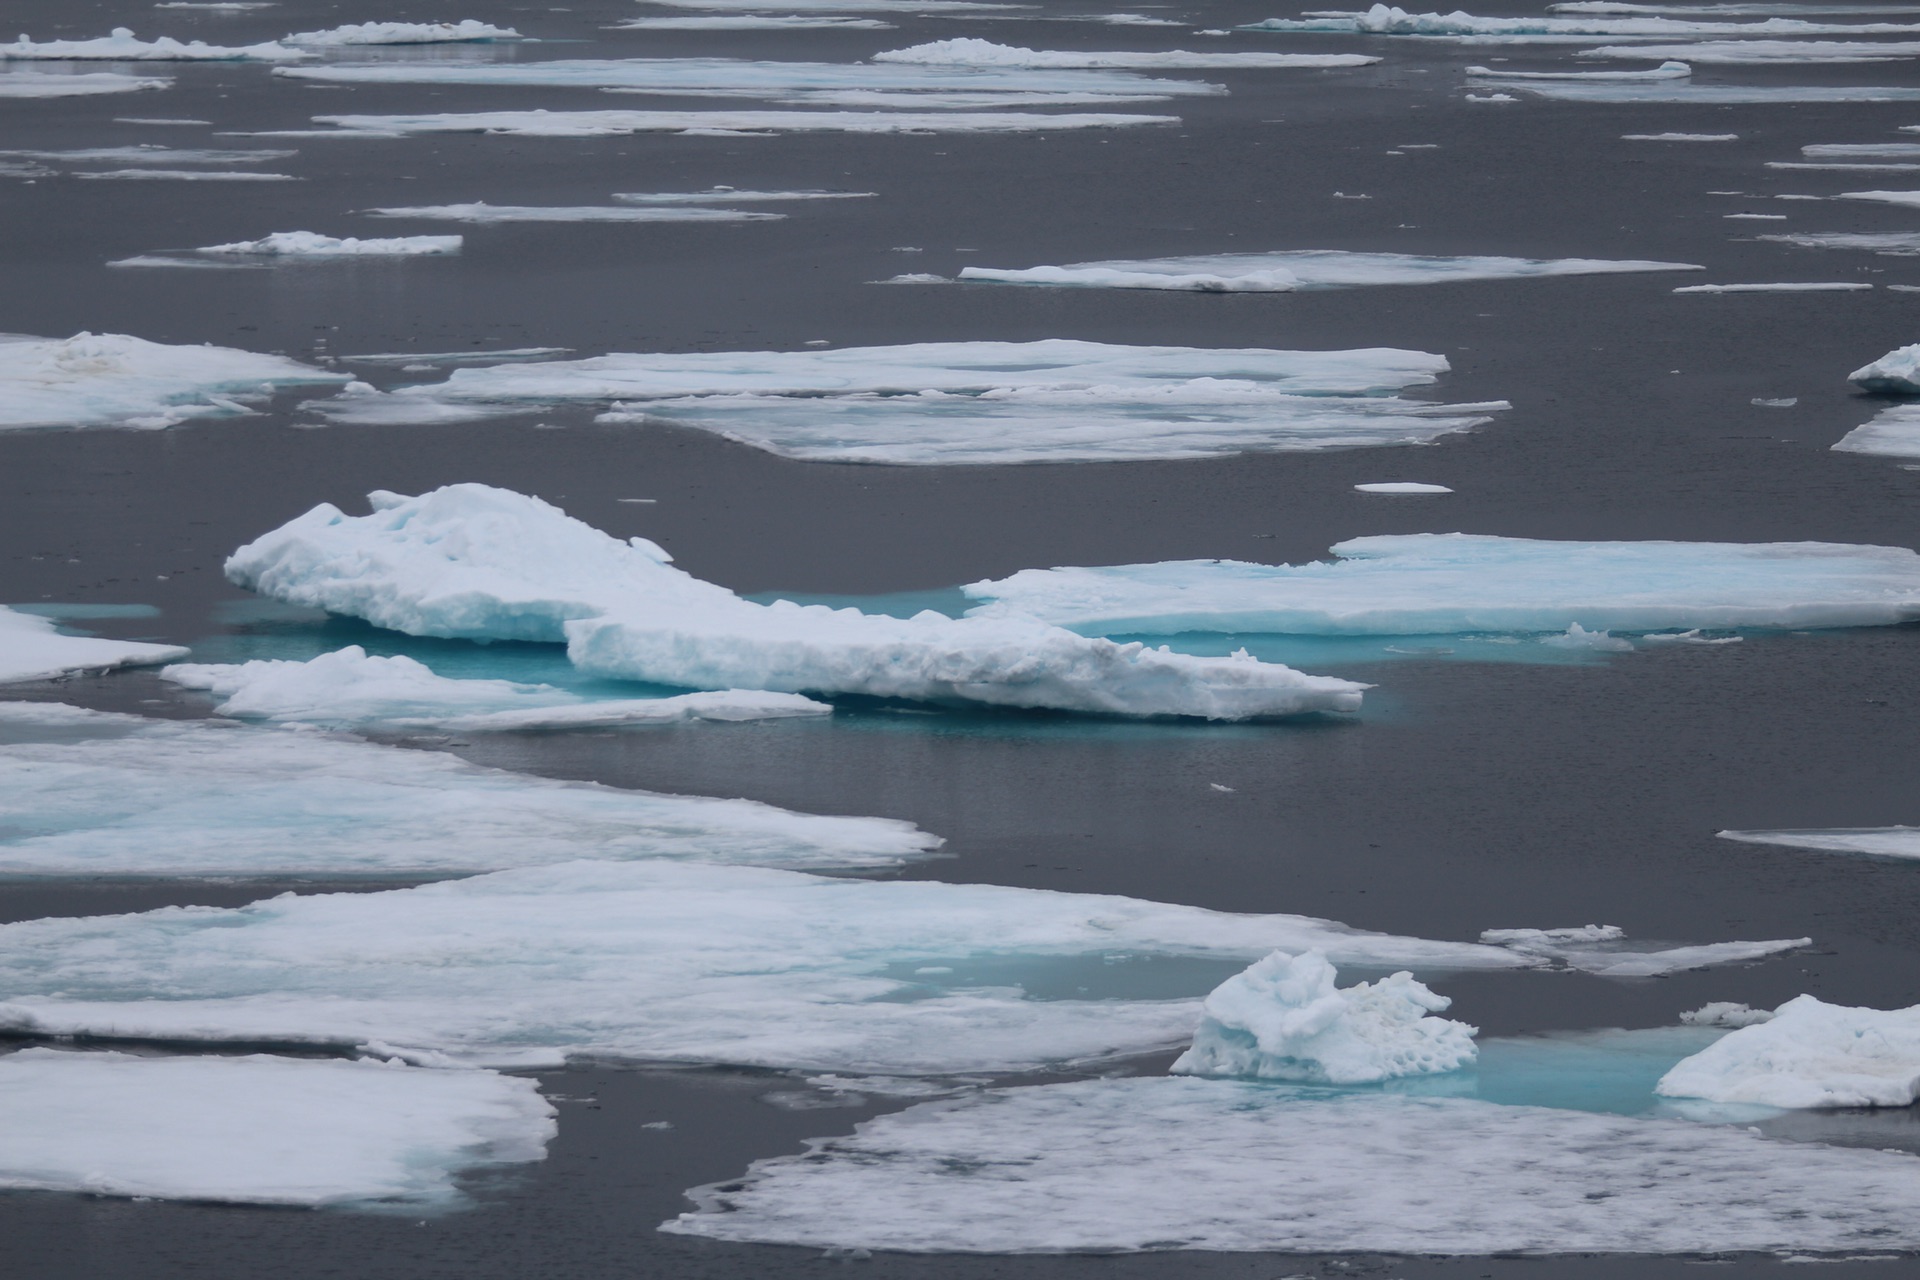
[1724,213,1789,220]
[871,38,1378,69]
[1354,481,1452,493]
[367,203,782,224]
[641,1120,674,1130]
[1209,782,1235,792]
[1481,925,1808,976]
[1464,92,1517,102]
[1751,396,1798,407]
[1681,1001,1775,1028]
[1639,628,1741,644]
[192,231,462,257]
[1622,131,1738,141]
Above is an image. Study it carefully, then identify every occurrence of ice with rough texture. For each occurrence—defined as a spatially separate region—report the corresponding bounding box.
[193,231,463,257]
[1658,996,1920,1107]
[366,203,780,224]
[0,606,187,683]
[0,701,929,877]
[872,38,1378,67]
[662,1076,1920,1253]
[1584,38,1920,61]
[1466,59,1691,78]
[963,533,1920,636]
[161,645,832,730]
[2,146,291,166]
[1249,6,1920,35]
[1674,282,1870,292]
[0,331,348,431]
[0,1049,552,1207]
[1170,950,1477,1084]
[300,108,1178,137]
[952,249,1701,292]
[1719,824,1920,860]
[283,21,522,45]
[0,71,171,97]
[1478,925,1806,976]
[1848,342,1920,393]
[0,855,1533,1073]
[0,27,306,61]
[1682,1001,1775,1028]
[224,485,1367,718]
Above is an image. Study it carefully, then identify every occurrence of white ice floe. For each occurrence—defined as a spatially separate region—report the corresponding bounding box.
[1170,950,1477,1084]
[365,202,781,224]
[611,16,896,28]
[75,168,298,180]
[1805,142,1920,157]
[1674,282,1871,292]
[161,645,832,731]
[628,0,1018,9]
[1769,161,1920,171]
[1553,2,1920,13]
[613,187,873,203]
[0,700,928,877]
[1584,38,1920,61]
[1,145,293,165]
[298,108,1179,136]
[1466,58,1691,78]
[1478,925,1806,976]
[192,231,463,257]
[1762,233,1920,256]
[1682,1001,1775,1028]
[1464,92,1516,101]
[871,38,1378,68]
[304,339,1500,464]
[0,606,187,684]
[0,855,1535,1073]
[1517,83,1920,102]
[282,21,522,45]
[1659,995,1920,1107]
[225,485,1368,719]
[1248,6,1920,36]
[0,1049,553,1208]
[1621,130,1736,139]
[0,28,306,61]
[342,347,573,365]
[1840,188,1920,211]
[662,1076,1920,1253]
[0,331,347,431]
[0,70,171,97]
[1848,342,1920,393]
[1539,621,1634,652]
[963,533,1920,636]
[950,249,1701,292]
[1718,825,1920,860]
[1833,405,1920,459]
[1355,481,1451,493]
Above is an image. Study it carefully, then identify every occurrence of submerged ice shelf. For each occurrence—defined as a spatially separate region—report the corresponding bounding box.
[0,606,187,684]
[943,249,1702,292]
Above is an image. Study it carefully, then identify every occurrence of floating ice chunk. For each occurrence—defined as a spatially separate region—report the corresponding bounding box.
[1621,130,1737,139]
[1723,211,1787,219]
[1806,142,1920,157]
[1832,404,1920,459]
[1585,38,1920,61]
[1355,481,1452,493]
[1769,161,1920,171]
[365,202,781,224]
[1682,1001,1775,1028]
[226,486,1367,718]
[1505,82,1920,102]
[0,27,307,61]
[161,645,831,731]
[661,1076,1920,1254]
[1659,995,1920,1108]
[611,16,896,28]
[0,146,293,165]
[629,0,1018,9]
[1170,950,1476,1084]
[282,21,522,45]
[1718,825,1920,860]
[0,606,187,684]
[1674,282,1871,292]
[107,255,262,270]
[0,331,348,431]
[301,109,1179,137]
[952,249,1701,292]
[192,231,463,256]
[1554,2,1920,14]
[342,347,573,366]
[1481,925,1808,975]
[1841,189,1920,213]
[871,38,1378,68]
[0,857,1534,1072]
[0,70,172,97]
[1639,627,1741,643]
[964,533,1920,636]
[1540,621,1634,651]
[74,168,298,180]
[1248,6,1920,35]
[1466,58,1690,77]
[0,1049,553,1208]
[1464,92,1516,102]
[0,701,928,877]
[613,187,874,203]
[1848,342,1920,393]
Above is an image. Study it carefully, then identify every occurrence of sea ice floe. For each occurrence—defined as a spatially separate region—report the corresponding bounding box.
[962,533,1920,636]
[1553,2,1920,13]
[1848,342,1920,392]
[611,16,897,28]
[1478,925,1806,976]
[1839,188,1920,210]
[0,71,172,97]
[1355,480,1452,493]
[0,1049,553,1208]
[1465,58,1691,77]
[1658,995,1920,1108]
[0,331,348,431]
[1248,5,1920,35]
[1,146,293,166]
[1584,38,1920,61]
[1621,130,1737,139]
[189,231,463,257]
[1502,81,1920,102]
[0,857,1536,1073]
[1674,282,1871,292]
[342,347,573,365]
[613,187,873,203]
[0,606,187,684]
[282,21,523,44]
[948,249,1702,292]
[225,485,1368,718]
[662,1076,1920,1253]
[161,645,832,731]
[1170,950,1477,1084]
[77,169,298,181]
[626,0,1019,10]
[1718,825,1920,860]
[365,202,782,224]
[1832,405,1920,459]
[871,38,1379,68]
[0,28,307,61]
[295,108,1179,136]
[1805,142,1920,157]
[0,700,928,876]
[1769,161,1920,171]
[1682,1001,1775,1028]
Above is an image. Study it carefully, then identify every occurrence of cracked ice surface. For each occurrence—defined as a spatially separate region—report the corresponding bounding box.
[1658,996,1920,1108]
[661,1076,1920,1253]
[872,38,1378,67]
[950,249,1702,292]
[225,485,1368,718]
[962,534,1920,635]
[0,607,187,684]
[0,1049,552,1208]
[295,109,1179,137]
[0,701,928,877]
[1719,825,1920,860]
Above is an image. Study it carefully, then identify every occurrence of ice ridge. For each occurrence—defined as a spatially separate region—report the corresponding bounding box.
[1658,995,1920,1107]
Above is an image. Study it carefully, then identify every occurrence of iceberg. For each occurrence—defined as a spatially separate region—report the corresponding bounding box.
[952,249,1702,292]
[0,1049,552,1208]
[297,108,1181,137]
[0,27,307,61]
[1848,342,1920,392]
[1583,38,1920,60]
[365,202,781,224]
[0,70,171,97]
[663,1076,1920,1253]
[161,645,832,730]
[1246,5,1920,35]
[962,533,1920,635]
[1719,825,1920,860]
[282,21,522,45]
[0,331,348,431]
[0,606,187,683]
[1658,995,1920,1107]
[0,701,931,876]
[871,38,1379,68]
[191,231,463,257]
[1465,59,1692,77]
[1170,950,1477,1083]
[225,486,1368,718]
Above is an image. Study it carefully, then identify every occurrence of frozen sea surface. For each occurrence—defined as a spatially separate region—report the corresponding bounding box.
[950,249,1702,292]
[0,606,186,684]
[1658,994,1920,1107]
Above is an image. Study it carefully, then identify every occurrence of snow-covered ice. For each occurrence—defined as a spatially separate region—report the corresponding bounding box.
[1584,38,1920,61]
[0,701,929,877]
[963,533,1920,636]
[1659,995,1920,1108]
[1466,59,1691,78]
[0,28,307,61]
[1247,6,1920,36]
[662,1076,1920,1253]
[1355,481,1452,493]
[0,1049,552,1208]
[1478,925,1806,976]
[0,332,348,431]
[1840,189,1920,211]
[1719,825,1920,860]
[615,188,872,203]
[225,485,1368,718]
[297,109,1179,137]
[1833,405,1920,459]
[1170,950,1477,1084]
[0,71,172,97]
[283,21,522,45]
[191,231,463,257]
[1805,142,1920,157]
[1674,282,1871,292]
[871,38,1379,68]
[0,606,187,684]
[622,0,1018,10]
[366,203,781,224]
[950,249,1702,292]
[1848,342,1920,393]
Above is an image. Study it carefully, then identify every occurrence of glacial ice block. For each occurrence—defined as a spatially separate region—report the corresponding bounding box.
[0,859,1533,1073]
[0,1049,553,1207]
[1849,342,1920,393]
[1832,405,1920,458]
[962,533,1920,635]
[1657,995,1920,1107]
[0,332,349,431]
[1170,950,1477,1083]
[952,249,1702,292]
[1719,825,1920,860]
[224,485,1368,718]
[0,28,307,61]
[662,1076,1920,1253]
[871,38,1378,67]
[0,607,187,683]
[0,701,932,876]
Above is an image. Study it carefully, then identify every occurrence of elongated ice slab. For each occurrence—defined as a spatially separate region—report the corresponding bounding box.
[0,607,186,683]
[76,168,298,181]
[0,858,1533,1073]
[1719,825,1920,859]
[301,109,1179,137]
[663,1076,1920,1253]
[0,701,927,877]
[612,16,896,28]
[1466,58,1691,78]
[1507,82,1920,102]
[1356,480,1451,493]
[1584,38,1920,60]
[963,533,1920,635]
[612,187,873,203]
[1,146,293,165]
[1659,995,1920,1108]
[953,249,1702,292]
[1621,130,1736,139]
[0,71,171,97]
[193,231,463,257]
[1841,189,1920,211]
[1479,925,1806,976]
[0,331,348,431]
[226,485,1367,718]
[1804,142,1920,157]
[283,21,522,45]
[1555,3,1920,14]
[366,202,780,224]
[1171,950,1477,1083]
[646,0,1018,9]
[1675,282,1870,292]
[873,38,1378,68]
[1833,405,1920,458]
[1849,342,1920,393]
[0,1049,552,1207]
[0,27,306,61]
[1250,5,1920,35]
